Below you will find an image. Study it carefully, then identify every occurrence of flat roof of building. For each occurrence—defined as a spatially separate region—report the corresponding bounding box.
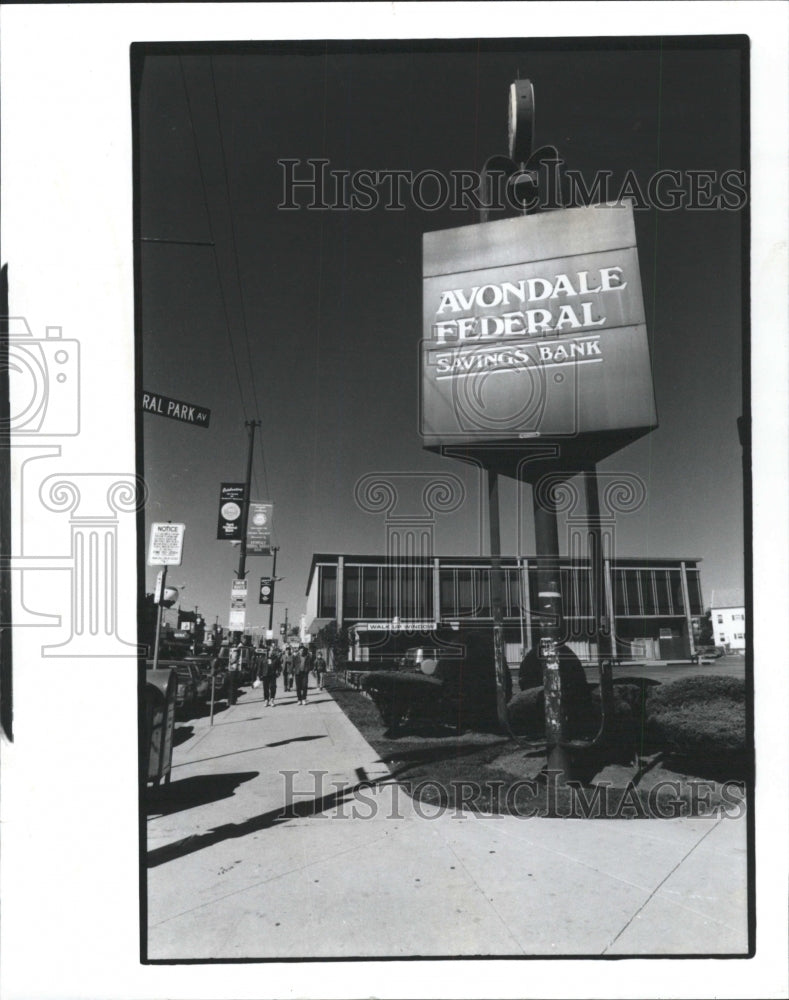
[305,553,703,595]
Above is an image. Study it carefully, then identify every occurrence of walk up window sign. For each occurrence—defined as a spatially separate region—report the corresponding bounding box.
[421,203,657,476]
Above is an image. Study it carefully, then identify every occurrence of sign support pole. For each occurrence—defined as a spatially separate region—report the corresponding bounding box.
[585,465,615,728]
[533,483,573,780]
[233,419,260,641]
[487,469,511,729]
[268,546,279,633]
[152,564,167,672]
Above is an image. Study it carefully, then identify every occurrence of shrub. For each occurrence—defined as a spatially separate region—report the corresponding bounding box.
[646,675,747,759]
[507,686,544,736]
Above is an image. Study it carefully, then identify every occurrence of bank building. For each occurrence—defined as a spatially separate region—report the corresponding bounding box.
[305,553,705,666]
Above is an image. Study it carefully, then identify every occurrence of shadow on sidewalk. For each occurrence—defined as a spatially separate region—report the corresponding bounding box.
[146,774,381,869]
[173,725,194,748]
[173,734,327,769]
[146,771,258,817]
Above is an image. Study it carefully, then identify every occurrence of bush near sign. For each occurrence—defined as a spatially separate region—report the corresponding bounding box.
[421,202,657,480]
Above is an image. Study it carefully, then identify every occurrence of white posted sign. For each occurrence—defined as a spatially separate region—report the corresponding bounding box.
[148,522,186,566]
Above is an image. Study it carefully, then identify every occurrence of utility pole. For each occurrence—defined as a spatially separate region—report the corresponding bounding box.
[268,546,279,633]
[237,420,260,583]
[232,419,260,642]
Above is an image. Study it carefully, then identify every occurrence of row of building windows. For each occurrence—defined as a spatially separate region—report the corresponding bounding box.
[317,563,703,621]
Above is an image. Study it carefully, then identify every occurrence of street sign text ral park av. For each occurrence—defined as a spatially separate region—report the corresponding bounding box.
[421,202,658,479]
[147,522,185,566]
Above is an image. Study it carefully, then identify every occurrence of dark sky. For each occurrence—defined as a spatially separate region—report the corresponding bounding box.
[137,39,746,631]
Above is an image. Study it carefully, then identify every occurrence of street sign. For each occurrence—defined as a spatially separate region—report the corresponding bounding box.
[217,483,245,540]
[229,608,246,631]
[231,580,248,609]
[147,522,185,566]
[141,390,211,428]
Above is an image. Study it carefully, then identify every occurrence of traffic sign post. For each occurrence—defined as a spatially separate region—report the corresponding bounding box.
[147,522,186,671]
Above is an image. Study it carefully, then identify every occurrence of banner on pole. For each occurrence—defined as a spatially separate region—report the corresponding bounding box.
[246,502,273,555]
[217,483,246,540]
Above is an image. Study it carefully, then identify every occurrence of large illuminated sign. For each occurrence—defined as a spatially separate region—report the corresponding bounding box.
[421,203,657,471]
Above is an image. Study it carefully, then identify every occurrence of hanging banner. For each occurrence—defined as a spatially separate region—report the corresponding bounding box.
[246,502,273,555]
[217,483,246,540]
[421,202,657,471]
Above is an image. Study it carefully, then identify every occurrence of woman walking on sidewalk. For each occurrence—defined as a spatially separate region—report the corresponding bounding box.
[294,645,312,705]
[314,651,327,690]
[261,647,279,706]
[282,645,293,692]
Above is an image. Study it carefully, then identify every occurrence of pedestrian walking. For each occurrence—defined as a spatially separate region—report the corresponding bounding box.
[294,644,312,705]
[282,645,293,692]
[260,648,279,706]
[314,651,327,690]
[227,641,241,705]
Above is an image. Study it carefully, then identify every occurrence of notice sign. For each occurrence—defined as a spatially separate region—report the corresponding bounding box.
[229,581,247,631]
[421,202,657,457]
[231,580,248,609]
[141,390,211,428]
[147,522,185,566]
[246,502,273,555]
[217,483,245,540]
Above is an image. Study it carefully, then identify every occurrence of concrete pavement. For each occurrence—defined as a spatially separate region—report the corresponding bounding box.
[146,679,749,960]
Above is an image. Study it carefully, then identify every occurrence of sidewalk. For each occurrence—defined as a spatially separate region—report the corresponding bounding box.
[146,679,749,960]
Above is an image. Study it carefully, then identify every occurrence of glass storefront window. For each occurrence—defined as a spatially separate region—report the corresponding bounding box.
[669,569,684,613]
[319,565,336,618]
[457,570,474,616]
[440,570,456,618]
[655,571,672,614]
[641,570,657,614]
[686,570,703,615]
[614,570,628,615]
[362,568,379,617]
[474,569,491,617]
[343,566,360,618]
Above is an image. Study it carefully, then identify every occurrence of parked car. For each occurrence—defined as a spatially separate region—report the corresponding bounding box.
[186,655,227,699]
[365,631,504,732]
[692,645,724,663]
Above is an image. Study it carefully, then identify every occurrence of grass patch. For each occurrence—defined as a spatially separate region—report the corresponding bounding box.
[326,673,747,818]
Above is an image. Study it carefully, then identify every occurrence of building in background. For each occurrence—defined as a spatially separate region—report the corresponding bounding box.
[710,590,746,653]
[305,554,705,665]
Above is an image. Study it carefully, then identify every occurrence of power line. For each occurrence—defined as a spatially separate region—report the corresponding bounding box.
[178,55,249,425]
[208,56,271,503]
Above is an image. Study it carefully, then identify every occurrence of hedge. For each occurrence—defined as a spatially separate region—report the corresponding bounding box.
[646,675,747,759]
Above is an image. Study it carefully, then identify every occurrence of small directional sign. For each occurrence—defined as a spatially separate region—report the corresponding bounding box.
[141,390,211,428]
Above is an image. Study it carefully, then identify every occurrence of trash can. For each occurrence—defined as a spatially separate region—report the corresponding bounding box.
[145,668,177,786]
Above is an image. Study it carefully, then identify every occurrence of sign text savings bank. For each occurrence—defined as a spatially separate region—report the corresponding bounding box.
[431,263,627,375]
